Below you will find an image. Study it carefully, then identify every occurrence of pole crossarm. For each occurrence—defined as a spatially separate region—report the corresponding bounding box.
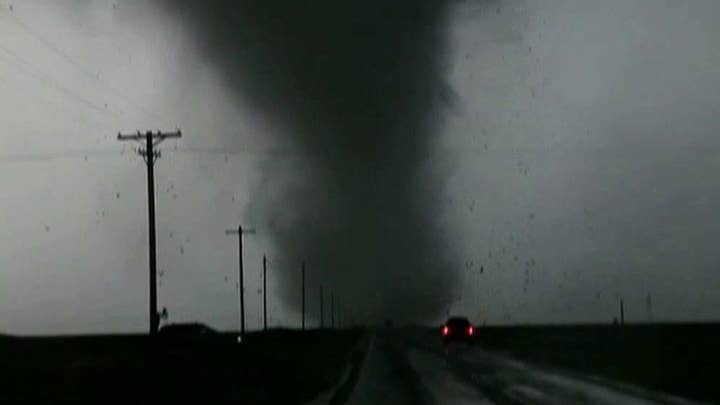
[118,130,182,141]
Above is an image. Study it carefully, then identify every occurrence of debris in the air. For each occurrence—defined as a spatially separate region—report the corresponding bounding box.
[44,225,50,232]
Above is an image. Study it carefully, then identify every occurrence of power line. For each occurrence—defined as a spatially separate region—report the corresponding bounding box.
[4,9,167,123]
[0,44,119,118]
[173,146,305,157]
[0,144,296,164]
[0,143,309,165]
[0,68,112,134]
[0,148,128,164]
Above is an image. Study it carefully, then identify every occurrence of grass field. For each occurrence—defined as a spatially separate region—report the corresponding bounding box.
[0,328,362,402]
[468,323,720,403]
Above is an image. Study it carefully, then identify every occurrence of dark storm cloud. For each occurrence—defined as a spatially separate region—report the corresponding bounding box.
[160,0,467,322]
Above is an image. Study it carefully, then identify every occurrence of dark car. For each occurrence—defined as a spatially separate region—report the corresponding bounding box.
[440,317,474,346]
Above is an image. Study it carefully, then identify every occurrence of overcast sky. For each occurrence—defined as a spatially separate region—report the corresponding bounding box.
[1,0,719,334]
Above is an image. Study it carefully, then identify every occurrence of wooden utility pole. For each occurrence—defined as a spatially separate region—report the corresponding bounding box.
[117,130,181,335]
[320,285,324,329]
[301,261,306,330]
[263,255,268,332]
[225,226,256,338]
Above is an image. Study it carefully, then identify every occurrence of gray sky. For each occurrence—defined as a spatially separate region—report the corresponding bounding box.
[1,0,719,334]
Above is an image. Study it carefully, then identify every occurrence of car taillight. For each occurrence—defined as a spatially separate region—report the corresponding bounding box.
[441,326,449,336]
[467,326,474,336]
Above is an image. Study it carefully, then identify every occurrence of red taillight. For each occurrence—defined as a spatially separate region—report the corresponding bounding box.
[467,326,474,336]
[441,326,449,336]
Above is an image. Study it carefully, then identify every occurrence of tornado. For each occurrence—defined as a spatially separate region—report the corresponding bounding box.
[163,0,462,324]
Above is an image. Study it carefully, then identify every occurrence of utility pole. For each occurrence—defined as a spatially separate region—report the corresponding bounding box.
[263,255,268,332]
[225,225,256,339]
[117,130,181,335]
[620,299,625,325]
[301,261,306,330]
[320,285,324,329]
[331,292,335,329]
